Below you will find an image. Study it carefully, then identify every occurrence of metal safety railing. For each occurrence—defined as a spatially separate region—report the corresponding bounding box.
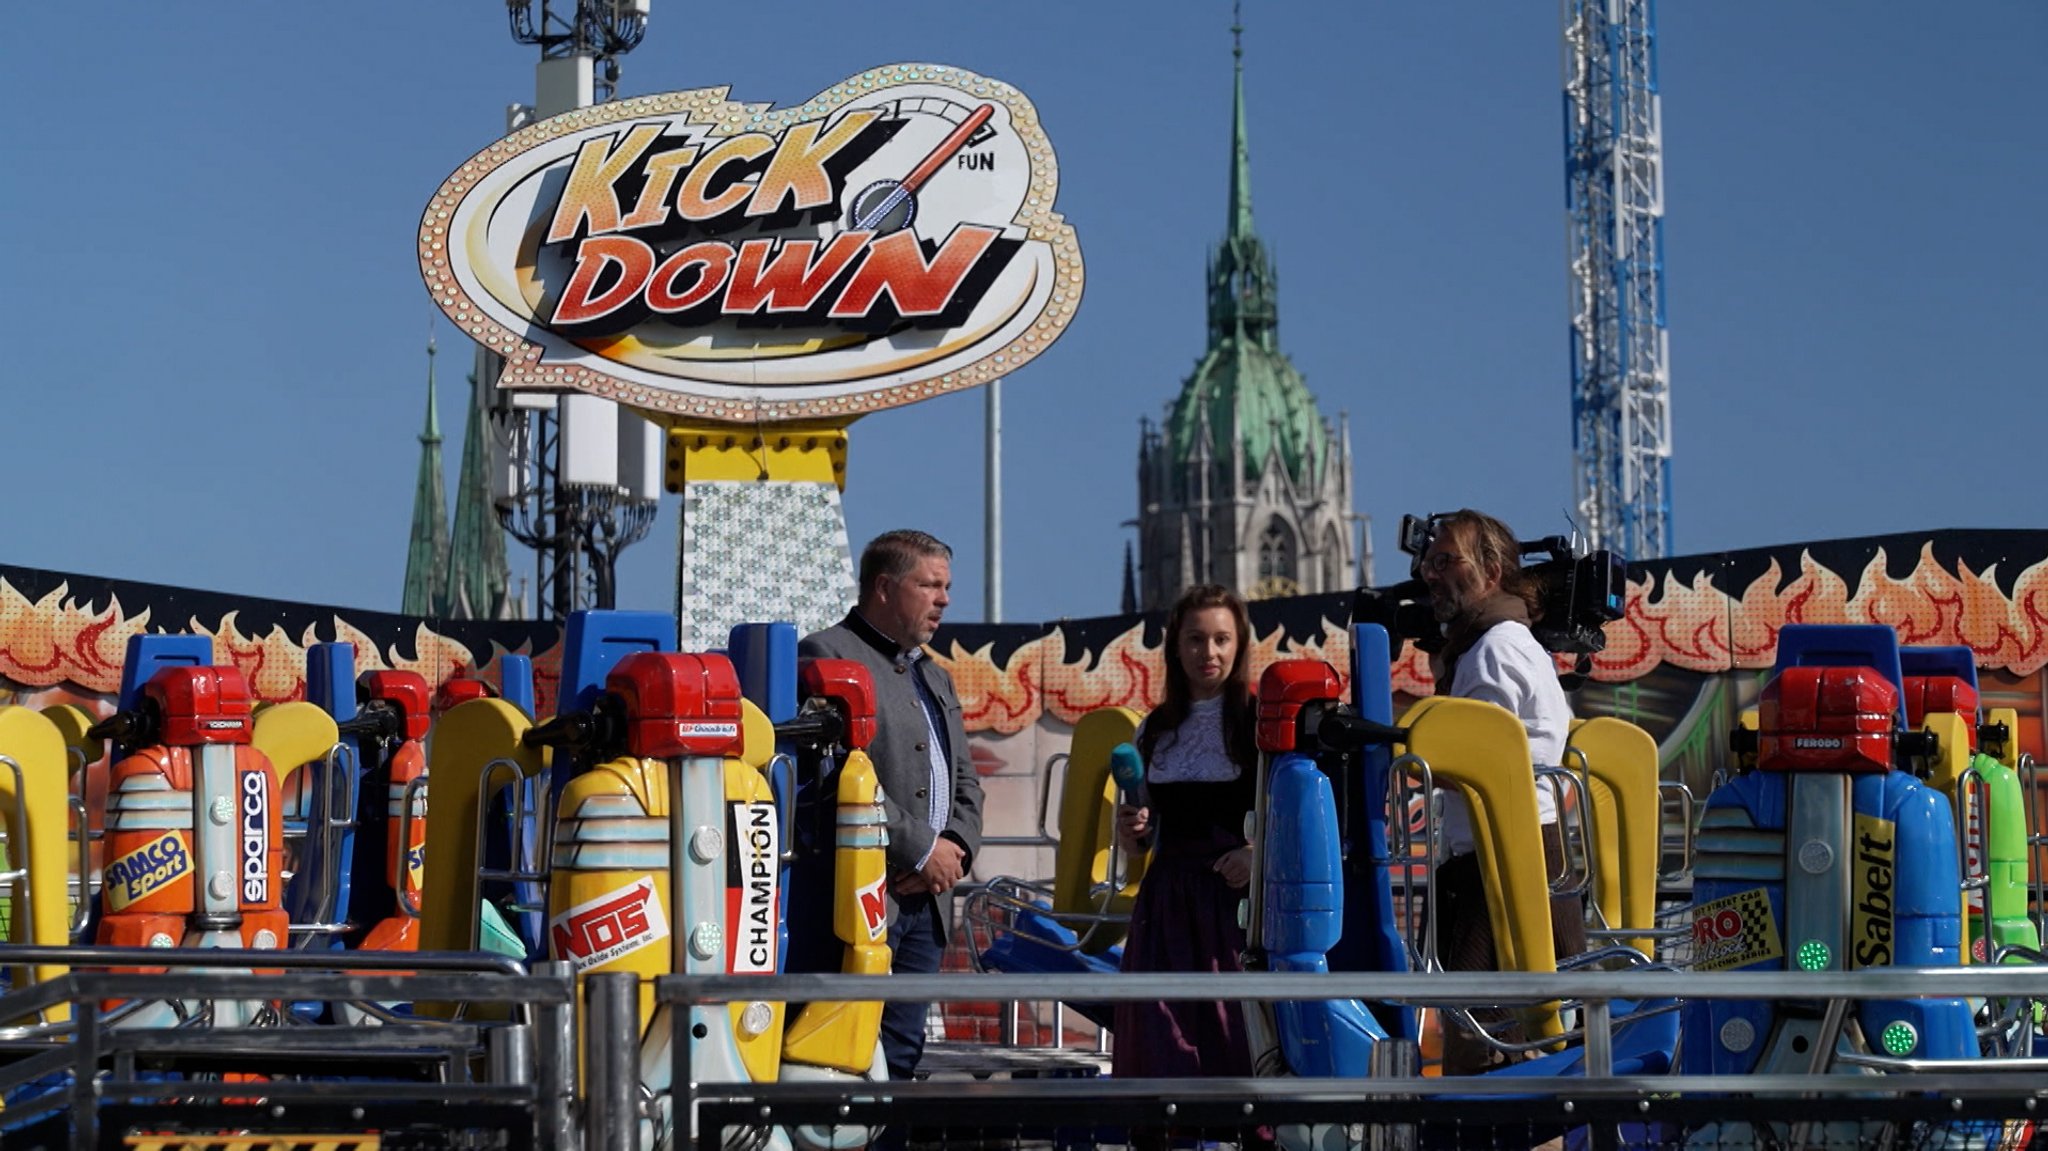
[661,967,2048,1151]
[0,943,560,1151]
[4,957,2048,1149]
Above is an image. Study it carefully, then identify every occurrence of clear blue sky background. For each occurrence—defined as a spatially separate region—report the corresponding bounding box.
[2,3,2041,624]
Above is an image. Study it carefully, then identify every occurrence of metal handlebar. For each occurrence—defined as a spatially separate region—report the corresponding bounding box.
[398,774,429,920]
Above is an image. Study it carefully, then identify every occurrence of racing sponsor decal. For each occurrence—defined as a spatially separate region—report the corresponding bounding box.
[725,801,779,973]
[1691,887,1784,972]
[104,832,192,912]
[856,874,889,941]
[1850,811,1896,968]
[549,876,670,973]
[240,768,270,904]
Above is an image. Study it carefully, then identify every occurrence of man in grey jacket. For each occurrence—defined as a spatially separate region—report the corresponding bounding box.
[800,529,983,1084]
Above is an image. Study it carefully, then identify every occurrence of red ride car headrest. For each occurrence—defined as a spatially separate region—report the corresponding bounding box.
[1757,665,1898,774]
[144,665,253,747]
[606,651,744,759]
[359,670,433,742]
[798,658,878,750]
[1255,661,1344,754]
[1901,675,1979,752]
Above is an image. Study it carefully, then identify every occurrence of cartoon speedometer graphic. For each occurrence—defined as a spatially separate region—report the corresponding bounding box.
[847,95,998,234]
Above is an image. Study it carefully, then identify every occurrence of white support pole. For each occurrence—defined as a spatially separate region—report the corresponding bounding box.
[985,377,1003,623]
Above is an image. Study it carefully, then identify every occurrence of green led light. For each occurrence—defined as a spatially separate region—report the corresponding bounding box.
[1880,1021,1918,1056]
[1796,940,1832,971]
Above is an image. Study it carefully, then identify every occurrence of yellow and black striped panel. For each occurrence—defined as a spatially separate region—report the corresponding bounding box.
[120,1136,380,1151]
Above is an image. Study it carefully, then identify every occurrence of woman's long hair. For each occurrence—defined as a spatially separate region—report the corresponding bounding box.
[1139,584,1258,770]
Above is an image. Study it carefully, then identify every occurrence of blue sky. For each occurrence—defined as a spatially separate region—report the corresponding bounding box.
[2,2,2041,625]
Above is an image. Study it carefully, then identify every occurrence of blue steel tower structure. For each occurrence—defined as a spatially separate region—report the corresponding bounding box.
[1563,0,1672,560]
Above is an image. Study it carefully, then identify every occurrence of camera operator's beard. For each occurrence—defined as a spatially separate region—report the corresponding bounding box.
[1431,592,1464,624]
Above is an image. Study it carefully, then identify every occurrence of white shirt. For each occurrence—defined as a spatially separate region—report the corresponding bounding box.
[1437,622,1573,856]
[900,647,951,869]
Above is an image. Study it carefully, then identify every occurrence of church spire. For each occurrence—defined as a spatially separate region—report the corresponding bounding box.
[1227,2,1254,246]
[446,361,514,619]
[401,337,451,616]
[1207,3,1277,349]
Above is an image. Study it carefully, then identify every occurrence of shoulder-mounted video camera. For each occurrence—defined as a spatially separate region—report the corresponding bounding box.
[1353,513,1628,668]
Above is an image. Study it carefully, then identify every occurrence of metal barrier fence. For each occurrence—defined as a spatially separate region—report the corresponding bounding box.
[667,970,2048,1151]
[4,956,2048,1149]
[0,944,569,1151]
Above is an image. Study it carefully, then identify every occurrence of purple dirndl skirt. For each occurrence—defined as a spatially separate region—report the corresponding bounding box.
[1110,850,1253,1079]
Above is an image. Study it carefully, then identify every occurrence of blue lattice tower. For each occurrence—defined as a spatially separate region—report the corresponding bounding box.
[1563,0,1672,560]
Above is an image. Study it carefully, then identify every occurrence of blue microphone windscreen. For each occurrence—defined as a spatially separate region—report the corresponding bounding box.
[1108,742,1145,791]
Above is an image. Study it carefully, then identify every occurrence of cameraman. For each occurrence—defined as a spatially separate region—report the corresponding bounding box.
[1418,509,1586,1073]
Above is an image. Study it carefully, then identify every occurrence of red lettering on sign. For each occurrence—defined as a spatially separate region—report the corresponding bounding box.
[553,236,656,326]
[551,883,655,961]
[831,226,1001,319]
[724,233,870,315]
[859,888,887,936]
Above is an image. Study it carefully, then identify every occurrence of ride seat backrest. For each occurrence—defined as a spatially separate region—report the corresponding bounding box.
[1396,695,1563,1042]
[1568,717,1662,956]
[418,698,547,958]
[0,706,73,1008]
[1052,707,1144,934]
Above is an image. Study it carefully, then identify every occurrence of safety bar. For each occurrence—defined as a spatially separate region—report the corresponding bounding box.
[0,754,36,967]
[1954,761,1993,905]
[768,751,800,864]
[0,754,31,892]
[61,741,101,940]
[1431,945,1679,1064]
[286,740,363,942]
[1038,751,1069,843]
[1386,750,1440,973]
[397,773,429,919]
[65,794,93,939]
[2021,751,2045,941]
[961,875,1131,957]
[1537,754,1595,904]
[474,755,553,921]
[1657,779,1695,880]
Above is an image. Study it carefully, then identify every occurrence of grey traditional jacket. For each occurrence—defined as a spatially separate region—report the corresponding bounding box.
[799,611,984,903]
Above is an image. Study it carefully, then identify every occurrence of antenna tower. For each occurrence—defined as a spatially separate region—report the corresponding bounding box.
[1563,0,1672,559]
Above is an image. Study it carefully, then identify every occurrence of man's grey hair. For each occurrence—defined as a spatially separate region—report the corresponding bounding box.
[858,529,952,599]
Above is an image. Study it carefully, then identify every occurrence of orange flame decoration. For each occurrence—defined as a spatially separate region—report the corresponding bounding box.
[938,544,2048,731]
[0,578,549,711]
[936,618,1358,736]
[6,540,2047,733]
[1611,544,2048,678]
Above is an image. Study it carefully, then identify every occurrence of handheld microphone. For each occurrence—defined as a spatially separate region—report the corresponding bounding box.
[1109,741,1146,806]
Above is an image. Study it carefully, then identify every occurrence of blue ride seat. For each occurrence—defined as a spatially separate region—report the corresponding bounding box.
[1406,1001,1682,1151]
[975,900,1123,1030]
[1468,999,1680,1081]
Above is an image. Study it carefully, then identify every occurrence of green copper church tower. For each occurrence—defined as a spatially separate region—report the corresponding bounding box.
[1136,17,1361,608]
